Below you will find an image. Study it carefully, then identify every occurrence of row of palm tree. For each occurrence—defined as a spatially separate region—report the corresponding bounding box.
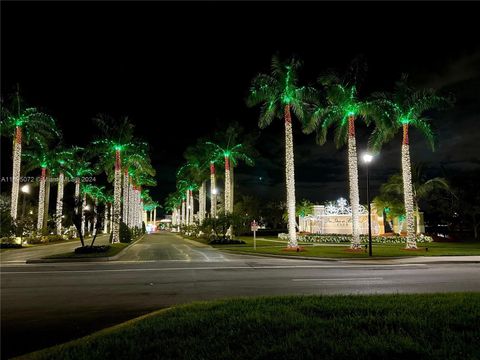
[2,90,159,243]
[247,55,452,249]
[165,125,255,228]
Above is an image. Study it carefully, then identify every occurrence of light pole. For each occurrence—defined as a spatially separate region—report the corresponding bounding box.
[362,153,374,257]
[21,184,30,219]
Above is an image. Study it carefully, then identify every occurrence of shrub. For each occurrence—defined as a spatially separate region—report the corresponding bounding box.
[209,239,246,245]
[75,245,110,254]
[142,221,146,234]
[278,233,434,244]
[120,222,132,243]
[0,243,22,249]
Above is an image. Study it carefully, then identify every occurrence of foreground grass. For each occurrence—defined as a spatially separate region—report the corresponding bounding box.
[43,243,128,259]
[20,294,480,360]
[214,236,480,258]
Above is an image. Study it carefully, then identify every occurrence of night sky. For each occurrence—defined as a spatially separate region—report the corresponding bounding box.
[2,2,480,210]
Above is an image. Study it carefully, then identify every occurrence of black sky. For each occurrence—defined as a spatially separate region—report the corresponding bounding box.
[2,1,480,209]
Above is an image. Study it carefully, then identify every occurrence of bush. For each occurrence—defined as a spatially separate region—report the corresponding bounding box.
[209,238,246,245]
[142,221,146,234]
[75,245,110,254]
[0,243,22,249]
[120,222,132,243]
[278,233,434,244]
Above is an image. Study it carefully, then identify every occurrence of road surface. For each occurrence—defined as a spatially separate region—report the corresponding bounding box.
[1,232,479,358]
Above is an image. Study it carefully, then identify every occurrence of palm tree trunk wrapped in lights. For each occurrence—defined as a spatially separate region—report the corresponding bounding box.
[74,178,80,212]
[182,200,186,225]
[347,115,361,249]
[185,190,191,225]
[199,180,206,223]
[37,167,47,231]
[11,126,22,220]
[210,163,217,217]
[55,172,64,235]
[224,156,231,214]
[189,189,194,224]
[284,105,298,247]
[402,124,416,248]
[123,170,129,228]
[128,182,135,227]
[112,149,122,243]
[104,204,109,234]
[81,193,86,236]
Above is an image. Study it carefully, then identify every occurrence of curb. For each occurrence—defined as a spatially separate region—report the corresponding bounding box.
[26,234,145,264]
[218,250,480,264]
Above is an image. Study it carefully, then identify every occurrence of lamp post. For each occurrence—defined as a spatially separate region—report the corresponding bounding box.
[362,153,374,257]
[21,184,30,219]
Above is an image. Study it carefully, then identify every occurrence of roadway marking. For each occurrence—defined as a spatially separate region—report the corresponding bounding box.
[292,277,384,282]
[1,264,427,275]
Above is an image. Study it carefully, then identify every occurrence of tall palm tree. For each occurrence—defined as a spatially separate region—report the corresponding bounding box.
[1,86,59,220]
[247,55,314,248]
[368,74,452,248]
[93,114,136,243]
[23,143,59,232]
[206,140,254,215]
[304,67,370,249]
[50,146,79,235]
[70,152,94,214]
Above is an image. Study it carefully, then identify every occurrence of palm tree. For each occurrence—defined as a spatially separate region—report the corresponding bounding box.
[70,152,94,214]
[368,74,452,248]
[50,146,80,235]
[23,143,57,232]
[304,66,371,249]
[93,114,136,243]
[206,140,254,215]
[1,86,59,220]
[122,144,154,228]
[376,164,452,235]
[247,55,314,248]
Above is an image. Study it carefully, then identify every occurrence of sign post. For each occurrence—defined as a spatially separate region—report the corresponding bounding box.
[250,220,259,250]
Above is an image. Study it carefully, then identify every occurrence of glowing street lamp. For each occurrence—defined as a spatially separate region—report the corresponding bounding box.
[362,152,374,256]
[21,184,31,218]
[211,188,218,195]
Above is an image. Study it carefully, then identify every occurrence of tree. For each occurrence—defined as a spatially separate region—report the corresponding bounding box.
[23,141,64,233]
[247,55,315,248]
[368,74,452,248]
[1,86,59,221]
[49,146,83,235]
[206,126,255,216]
[304,61,371,250]
[92,114,136,243]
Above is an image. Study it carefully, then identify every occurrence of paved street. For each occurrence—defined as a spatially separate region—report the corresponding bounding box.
[1,232,480,358]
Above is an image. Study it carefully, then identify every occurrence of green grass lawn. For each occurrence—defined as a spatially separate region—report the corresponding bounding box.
[43,243,128,259]
[20,293,480,360]
[211,236,480,258]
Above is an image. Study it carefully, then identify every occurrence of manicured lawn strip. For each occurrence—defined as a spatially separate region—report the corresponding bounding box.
[179,233,480,257]
[43,243,128,259]
[20,293,480,360]
[220,237,480,257]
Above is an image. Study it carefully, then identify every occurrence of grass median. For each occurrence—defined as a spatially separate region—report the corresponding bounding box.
[43,243,128,259]
[19,293,480,360]
[211,236,480,258]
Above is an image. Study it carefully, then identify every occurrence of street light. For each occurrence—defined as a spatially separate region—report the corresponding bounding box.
[362,152,374,257]
[211,188,218,195]
[21,184,31,218]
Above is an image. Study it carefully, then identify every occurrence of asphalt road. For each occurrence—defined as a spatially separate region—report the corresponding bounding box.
[2,232,480,358]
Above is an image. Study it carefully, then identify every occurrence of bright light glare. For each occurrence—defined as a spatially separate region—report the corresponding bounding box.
[363,153,374,163]
[21,184,30,194]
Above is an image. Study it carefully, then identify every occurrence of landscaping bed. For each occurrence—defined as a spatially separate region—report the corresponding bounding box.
[43,243,128,259]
